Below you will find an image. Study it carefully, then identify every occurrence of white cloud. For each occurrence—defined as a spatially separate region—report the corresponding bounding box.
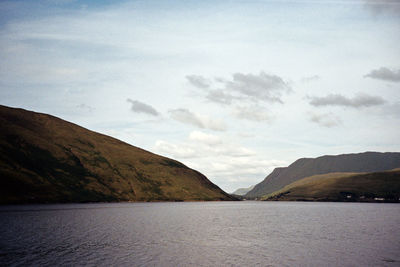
[233,105,273,122]
[155,132,255,159]
[188,131,222,146]
[301,75,320,83]
[154,131,287,192]
[209,157,286,179]
[154,140,197,158]
[308,93,386,108]
[186,71,290,105]
[206,90,235,105]
[169,108,227,131]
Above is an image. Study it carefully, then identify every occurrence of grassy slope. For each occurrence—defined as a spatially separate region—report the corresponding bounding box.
[261,169,400,202]
[0,105,235,204]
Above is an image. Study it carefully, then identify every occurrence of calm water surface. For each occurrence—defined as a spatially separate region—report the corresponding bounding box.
[0,201,399,266]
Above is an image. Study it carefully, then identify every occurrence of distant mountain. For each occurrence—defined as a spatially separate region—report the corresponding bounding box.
[231,185,255,196]
[262,169,400,202]
[245,152,400,199]
[0,105,235,204]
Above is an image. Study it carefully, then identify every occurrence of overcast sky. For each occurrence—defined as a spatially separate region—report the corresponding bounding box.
[1,0,399,192]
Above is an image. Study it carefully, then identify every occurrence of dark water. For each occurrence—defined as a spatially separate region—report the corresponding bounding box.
[0,202,399,266]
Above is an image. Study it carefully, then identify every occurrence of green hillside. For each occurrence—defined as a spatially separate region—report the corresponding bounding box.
[262,169,400,202]
[0,105,235,204]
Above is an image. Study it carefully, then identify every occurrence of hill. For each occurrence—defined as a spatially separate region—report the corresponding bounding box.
[245,152,400,199]
[231,185,255,196]
[0,105,235,204]
[261,169,400,202]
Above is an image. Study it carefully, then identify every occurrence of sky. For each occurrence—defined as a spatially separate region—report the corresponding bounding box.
[1,0,400,193]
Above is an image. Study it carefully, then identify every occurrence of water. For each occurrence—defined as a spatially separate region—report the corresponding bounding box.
[0,202,399,266]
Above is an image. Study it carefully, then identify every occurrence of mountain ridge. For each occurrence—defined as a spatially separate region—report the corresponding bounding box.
[245,152,400,198]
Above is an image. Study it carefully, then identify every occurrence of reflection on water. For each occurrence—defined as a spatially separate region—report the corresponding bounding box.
[1,202,399,266]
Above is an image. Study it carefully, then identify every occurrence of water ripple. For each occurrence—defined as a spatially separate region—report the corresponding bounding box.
[0,202,399,266]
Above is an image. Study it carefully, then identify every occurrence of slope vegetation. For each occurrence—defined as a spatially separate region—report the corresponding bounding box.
[262,169,400,202]
[246,152,400,198]
[0,105,235,204]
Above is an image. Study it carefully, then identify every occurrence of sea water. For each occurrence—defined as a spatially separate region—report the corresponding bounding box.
[1,201,399,266]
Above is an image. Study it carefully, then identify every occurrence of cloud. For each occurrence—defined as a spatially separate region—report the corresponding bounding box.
[363,0,400,16]
[154,140,197,158]
[76,103,94,112]
[154,132,287,192]
[309,112,341,128]
[154,131,255,159]
[169,108,227,131]
[206,89,235,105]
[233,105,273,122]
[184,71,289,125]
[208,157,285,177]
[224,72,291,103]
[364,67,400,82]
[186,75,235,105]
[188,131,222,146]
[186,75,211,89]
[186,71,291,106]
[127,99,160,116]
[301,75,320,83]
[308,93,385,108]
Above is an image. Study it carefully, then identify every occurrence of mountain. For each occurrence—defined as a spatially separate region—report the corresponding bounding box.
[231,185,255,196]
[261,169,400,202]
[0,105,235,204]
[245,152,400,199]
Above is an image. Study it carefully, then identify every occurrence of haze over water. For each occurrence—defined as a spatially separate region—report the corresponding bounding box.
[0,202,399,266]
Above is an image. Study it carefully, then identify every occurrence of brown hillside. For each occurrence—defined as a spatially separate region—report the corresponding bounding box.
[246,152,400,198]
[0,105,235,204]
[262,170,400,202]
